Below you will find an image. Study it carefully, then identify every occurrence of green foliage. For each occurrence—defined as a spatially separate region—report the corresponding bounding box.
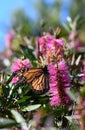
[20,44,37,67]
[11,9,32,36]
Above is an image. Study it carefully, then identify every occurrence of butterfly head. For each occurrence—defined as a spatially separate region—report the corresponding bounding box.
[42,65,49,75]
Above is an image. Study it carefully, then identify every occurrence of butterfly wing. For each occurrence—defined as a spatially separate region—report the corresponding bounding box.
[23,68,43,83]
[32,73,49,93]
[23,67,49,93]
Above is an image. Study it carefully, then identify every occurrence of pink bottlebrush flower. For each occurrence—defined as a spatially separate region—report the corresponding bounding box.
[11,59,32,73]
[38,34,64,63]
[46,35,64,55]
[38,36,46,56]
[11,59,22,72]
[48,60,71,106]
[23,59,32,68]
[50,87,61,106]
[69,31,76,41]
[48,63,61,106]
[58,60,71,88]
[38,34,53,57]
[45,35,55,51]
[57,60,71,104]
[73,39,83,52]
[56,38,64,46]
[4,29,15,57]
[5,29,15,49]
[68,37,83,50]
[11,76,19,84]
[39,34,63,53]
[11,59,32,84]
[38,34,55,55]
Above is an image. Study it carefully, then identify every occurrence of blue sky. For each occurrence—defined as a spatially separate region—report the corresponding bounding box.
[0,0,70,52]
[0,0,37,51]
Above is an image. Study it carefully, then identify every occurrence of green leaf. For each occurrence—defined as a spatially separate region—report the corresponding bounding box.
[20,44,37,67]
[53,106,67,117]
[22,104,41,111]
[2,85,9,98]
[16,96,31,104]
[0,118,17,128]
[11,109,28,130]
[6,74,14,85]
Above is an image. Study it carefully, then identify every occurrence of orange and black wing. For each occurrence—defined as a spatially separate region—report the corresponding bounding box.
[23,67,49,93]
[23,68,43,83]
[31,73,49,93]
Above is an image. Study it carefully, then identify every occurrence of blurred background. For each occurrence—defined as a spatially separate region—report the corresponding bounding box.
[0,0,85,57]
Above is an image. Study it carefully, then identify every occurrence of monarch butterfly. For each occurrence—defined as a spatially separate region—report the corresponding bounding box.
[16,66,49,94]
